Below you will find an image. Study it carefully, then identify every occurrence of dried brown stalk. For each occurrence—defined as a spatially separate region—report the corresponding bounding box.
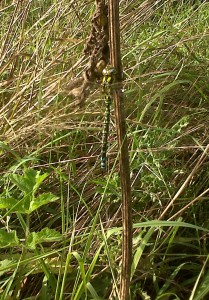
[108,1,132,299]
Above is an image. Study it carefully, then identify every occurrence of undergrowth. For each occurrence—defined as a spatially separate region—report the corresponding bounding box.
[0,0,209,299]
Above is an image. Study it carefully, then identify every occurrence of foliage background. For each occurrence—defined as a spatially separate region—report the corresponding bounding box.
[0,0,209,299]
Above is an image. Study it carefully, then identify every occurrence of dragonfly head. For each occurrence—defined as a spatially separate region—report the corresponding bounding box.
[102,65,117,77]
[96,59,107,76]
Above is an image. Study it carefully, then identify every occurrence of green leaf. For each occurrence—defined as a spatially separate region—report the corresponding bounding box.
[0,197,19,210]
[157,263,188,298]
[0,197,23,212]
[29,193,59,213]
[106,220,209,239]
[0,193,58,214]
[0,259,13,276]
[34,172,49,191]
[0,229,20,248]
[193,270,209,300]
[133,221,209,232]
[0,195,30,213]
[26,228,62,250]
[10,169,49,195]
[86,282,103,299]
[0,141,20,159]
[10,170,35,194]
[131,228,155,279]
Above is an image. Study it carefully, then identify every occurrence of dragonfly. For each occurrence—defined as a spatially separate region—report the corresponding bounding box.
[64,64,117,172]
[100,65,117,172]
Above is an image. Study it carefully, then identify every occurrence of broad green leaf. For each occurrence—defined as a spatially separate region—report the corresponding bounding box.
[0,193,58,214]
[26,228,62,249]
[0,259,13,276]
[0,197,19,210]
[0,195,30,214]
[10,169,49,195]
[10,170,36,194]
[11,195,34,214]
[29,193,59,213]
[0,229,19,248]
[34,172,49,191]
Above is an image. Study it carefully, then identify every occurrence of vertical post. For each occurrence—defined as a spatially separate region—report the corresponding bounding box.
[108,1,132,299]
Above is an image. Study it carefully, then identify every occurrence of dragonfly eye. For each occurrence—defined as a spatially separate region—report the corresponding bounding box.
[96,59,106,75]
[102,66,116,76]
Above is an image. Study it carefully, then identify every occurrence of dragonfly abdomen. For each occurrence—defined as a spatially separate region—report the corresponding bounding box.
[101,95,111,171]
[100,66,116,172]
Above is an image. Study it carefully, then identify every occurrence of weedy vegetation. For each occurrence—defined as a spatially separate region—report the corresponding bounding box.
[0,0,209,299]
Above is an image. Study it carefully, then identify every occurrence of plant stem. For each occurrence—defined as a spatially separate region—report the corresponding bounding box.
[108,1,132,299]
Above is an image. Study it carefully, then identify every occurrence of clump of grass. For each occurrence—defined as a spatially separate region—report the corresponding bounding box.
[0,0,209,299]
